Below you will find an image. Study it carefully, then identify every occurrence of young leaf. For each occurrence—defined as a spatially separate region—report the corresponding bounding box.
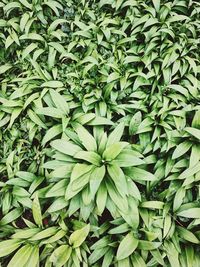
[116,233,138,260]
[49,245,72,267]
[69,224,90,248]
[32,192,43,227]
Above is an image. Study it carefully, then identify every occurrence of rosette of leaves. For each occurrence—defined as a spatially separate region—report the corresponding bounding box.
[44,122,157,223]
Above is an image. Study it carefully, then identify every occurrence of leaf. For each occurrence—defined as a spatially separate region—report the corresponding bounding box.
[49,245,72,267]
[51,139,82,156]
[32,192,43,227]
[152,0,160,11]
[0,64,12,74]
[177,226,199,244]
[37,107,64,118]
[177,208,200,219]
[114,149,144,167]
[27,109,47,129]
[106,181,129,212]
[29,227,58,241]
[172,141,192,159]
[129,111,142,135]
[116,233,138,260]
[131,252,146,267]
[107,164,128,196]
[90,165,106,197]
[107,72,120,83]
[150,249,165,266]
[66,166,94,200]
[185,127,200,140]
[192,110,200,129]
[48,19,67,33]
[0,208,23,225]
[20,12,29,32]
[125,167,157,181]
[107,122,125,147]
[69,224,90,248]
[164,241,180,267]
[49,89,69,114]
[163,214,171,238]
[74,151,101,166]
[88,116,114,126]
[96,182,107,215]
[74,123,97,151]
[42,124,62,145]
[41,81,64,88]
[7,245,34,267]
[168,84,188,97]
[0,240,21,257]
[138,241,162,250]
[19,0,32,9]
[178,162,200,179]
[103,142,129,161]
[26,246,39,267]
[140,201,164,209]
[22,43,37,59]
[173,187,186,211]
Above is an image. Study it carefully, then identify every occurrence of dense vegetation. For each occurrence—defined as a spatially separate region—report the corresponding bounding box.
[0,0,200,266]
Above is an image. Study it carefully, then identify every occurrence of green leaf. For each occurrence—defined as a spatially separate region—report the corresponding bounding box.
[116,233,138,260]
[192,110,200,129]
[138,240,162,250]
[90,165,106,197]
[74,123,97,151]
[69,224,90,248]
[49,89,69,114]
[74,151,101,166]
[107,164,128,196]
[51,139,82,156]
[7,245,34,267]
[41,81,64,88]
[125,167,157,181]
[173,187,186,212]
[185,127,200,140]
[49,245,72,267]
[37,107,64,118]
[0,240,21,257]
[66,165,94,200]
[152,0,160,11]
[96,182,107,215]
[177,226,199,244]
[164,241,180,267]
[0,64,12,74]
[114,149,144,167]
[32,192,43,227]
[22,43,37,59]
[27,109,47,129]
[26,246,39,267]
[178,162,200,179]
[103,142,129,161]
[150,249,165,266]
[107,122,125,147]
[177,208,200,218]
[131,252,146,267]
[172,141,192,159]
[29,227,58,241]
[42,124,62,145]
[140,201,164,209]
[107,72,120,83]
[0,208,23,226]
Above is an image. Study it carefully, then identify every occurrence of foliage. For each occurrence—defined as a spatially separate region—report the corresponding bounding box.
[0,0,200,266]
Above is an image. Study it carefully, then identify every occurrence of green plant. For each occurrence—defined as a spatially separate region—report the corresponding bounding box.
[0,0,200,266]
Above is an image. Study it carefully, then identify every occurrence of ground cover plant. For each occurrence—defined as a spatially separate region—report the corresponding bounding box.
[0,0,200,266]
